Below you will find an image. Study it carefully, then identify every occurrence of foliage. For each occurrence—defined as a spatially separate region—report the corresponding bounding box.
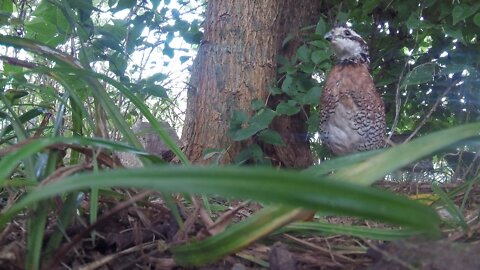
[0,0,479,269]
[229,0,480,163]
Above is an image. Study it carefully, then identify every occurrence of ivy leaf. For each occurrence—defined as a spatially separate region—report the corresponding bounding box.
[142,85,168,98]
[163,44,175,58]
[315,18,326,35]
[300,63,314,73]
[296,45,310,62]
[97,35,123,52]
[282,33,295,47]
[452,4,479,25]
[311,50,330,64]
[257,129,284,146]
[276,100,300,116]
[108,52,128,76]
[440,64,467,75]
[406,14,420,29]
[179,56,190,63]
[251,99,264,110]
[281,75,294,94]
[442,25,465,44]
[234,144,268,165]
[473,13,480,27]
[232,109,277,141]
[145,73,168,84]
[151,0,161,9]
[231,110,248,125]
[400,64,436,88]
[301,86,322,105]
[452,5,464,25]
[306,114,320,133]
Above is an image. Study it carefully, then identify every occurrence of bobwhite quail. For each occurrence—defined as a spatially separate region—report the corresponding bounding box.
[320,25,386,155]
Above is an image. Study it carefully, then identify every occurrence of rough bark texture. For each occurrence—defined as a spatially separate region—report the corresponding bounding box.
[183,1,325,167]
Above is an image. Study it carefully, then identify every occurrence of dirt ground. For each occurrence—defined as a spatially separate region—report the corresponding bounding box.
[1,181,479,269]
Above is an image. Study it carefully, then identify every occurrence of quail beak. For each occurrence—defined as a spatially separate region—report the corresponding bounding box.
[324,31,333,41]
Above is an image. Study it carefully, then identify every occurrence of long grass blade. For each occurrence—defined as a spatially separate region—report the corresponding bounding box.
[0,166,440,234]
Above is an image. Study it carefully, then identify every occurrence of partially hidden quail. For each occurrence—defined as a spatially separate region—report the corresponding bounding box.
[320,25,386,155]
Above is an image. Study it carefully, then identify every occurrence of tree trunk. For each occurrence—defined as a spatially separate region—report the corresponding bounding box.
[183,1,325,168]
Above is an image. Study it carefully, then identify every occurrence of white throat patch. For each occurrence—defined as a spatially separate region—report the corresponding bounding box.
[330,37,365,62]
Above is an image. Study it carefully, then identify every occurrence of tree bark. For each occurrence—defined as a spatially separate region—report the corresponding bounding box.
[183,1,325,168]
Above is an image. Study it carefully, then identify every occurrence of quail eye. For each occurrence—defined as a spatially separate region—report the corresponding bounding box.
[344,30,351,36]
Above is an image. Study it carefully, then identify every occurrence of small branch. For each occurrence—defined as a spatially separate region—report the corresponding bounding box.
[0,55,38,69]
[405,80,457,143]
[44,190,153,269]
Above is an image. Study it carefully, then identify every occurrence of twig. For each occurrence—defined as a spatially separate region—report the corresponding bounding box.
[283,233,354,263]
[405,80,457,143]
[44,190,153,269]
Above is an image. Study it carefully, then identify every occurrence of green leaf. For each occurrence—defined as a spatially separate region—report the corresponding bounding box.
[0,0,12,26]
[232,109,277,141]
[276,100,300,116]
[234,144,266,164]
[108,52,128,76]
[280,222,423,241]
[315,18,326,35]
[442,25,465,44]
[281,75,294,93]
[406,13,420,29]
[1,108,44,135]
[306,113,319,133]
[296,45,310,62]
[0,0,13,12]
[4,89,29,101]
[250,99,264,111]
[0,136,157,183]
[231,110,248,125]
[151,0,161,9]
[174,206,306,265]
[145,72,168,84]
[257,129,284,145]
[473,13,480,27]
[0,166,440,233]
[452,4,478,25]
[452,5,464,25]
[300,63,314,73]
[432,184,468,230]
[96,35,123,52]
[179,55,190,63]
[142,85,169,98]
[311,50,330,64]
[0,35,188,166]
[331,122,480,185]
[301,86,321,105]
[400,63,435,88]
[163,44,174,58]
[282,33,295,47]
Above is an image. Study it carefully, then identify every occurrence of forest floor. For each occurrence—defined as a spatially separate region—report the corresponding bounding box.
[1,180,479,270]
